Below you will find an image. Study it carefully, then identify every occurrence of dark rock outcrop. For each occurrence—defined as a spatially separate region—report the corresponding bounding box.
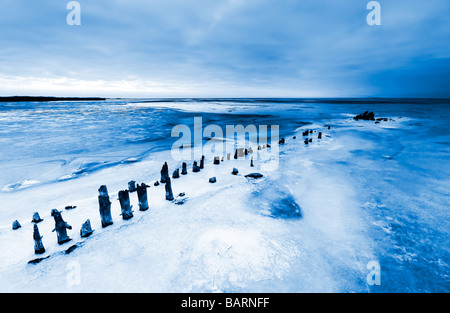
[354,111,375,121]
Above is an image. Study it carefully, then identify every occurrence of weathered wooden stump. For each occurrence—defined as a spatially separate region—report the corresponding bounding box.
[209,177,217,183]
[31,212,43,223]
[51,209,72,245]
[165,177,174,201]
[33,224,45,254]
[173,168,180,179]
[128,180,137,193]
[232,168,239,175]
[181,162,188,175]
[80,219,94,238]
[12,220,21,230]
[118,190,133,220]
[160,162,169,183]
[192,161,200,172]
[214,156,220,165]
[99,185,108,197]
[98,185,113,228]
[200,155,205,169]
[137,183,149,211]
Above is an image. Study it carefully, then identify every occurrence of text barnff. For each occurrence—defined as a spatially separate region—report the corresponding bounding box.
[226,298,270,308]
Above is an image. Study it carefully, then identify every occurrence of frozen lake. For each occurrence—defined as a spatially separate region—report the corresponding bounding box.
[0,98,448,292]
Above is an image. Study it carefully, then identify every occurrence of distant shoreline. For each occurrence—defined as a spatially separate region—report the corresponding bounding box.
[0,96,106,102]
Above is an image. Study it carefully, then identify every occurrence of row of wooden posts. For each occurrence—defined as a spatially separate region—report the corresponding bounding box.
[11,128,327,256]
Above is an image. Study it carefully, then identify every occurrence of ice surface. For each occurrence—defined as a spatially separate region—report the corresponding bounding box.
[0,99,448,292]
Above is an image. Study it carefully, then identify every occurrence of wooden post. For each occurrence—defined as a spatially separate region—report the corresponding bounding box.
[181,162,188,175]
[98,185,113,228]
[118,190,133,220]
[33,224,45,254]
[173,168,180,179]
[192,161,200,172]
[137,183,149,211]
[200,155,205,169]
[160,162,169,183]
[51,209,72,245]
[31,212,43,223]
[80,219,94,238]
[165,177,174,201]
[128,180,137,192]
[214,156,220,165]
[250,157,254,167]
[318,132,322,139]
[234,149,238,159]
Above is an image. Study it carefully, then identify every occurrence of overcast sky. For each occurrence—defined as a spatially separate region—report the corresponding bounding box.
[0,0,449,98]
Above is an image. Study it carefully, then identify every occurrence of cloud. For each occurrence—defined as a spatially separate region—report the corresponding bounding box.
[0,0,449,97]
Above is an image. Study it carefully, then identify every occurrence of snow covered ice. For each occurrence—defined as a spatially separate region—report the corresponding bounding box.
[0,98,448,292]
